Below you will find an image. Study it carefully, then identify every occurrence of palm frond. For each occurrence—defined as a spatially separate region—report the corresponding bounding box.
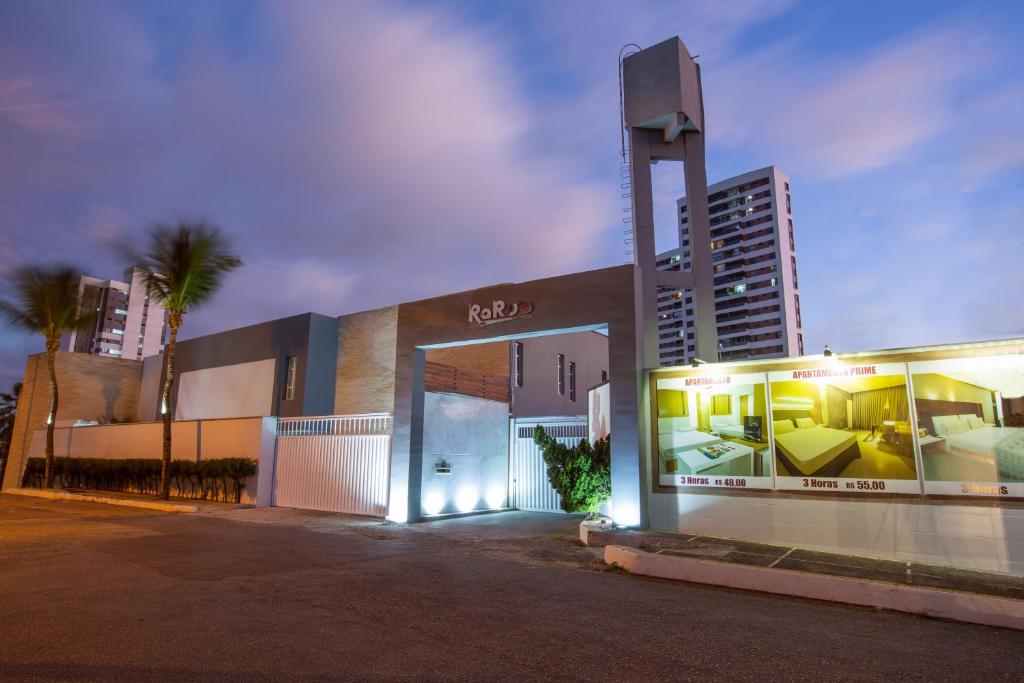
[123,221,242,314]
[0,264,95,336]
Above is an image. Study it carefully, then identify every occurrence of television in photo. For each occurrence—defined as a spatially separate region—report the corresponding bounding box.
[909,355,1024,497]
[652,371,771,490]
[744,415,763,442]
[768,362,920,494]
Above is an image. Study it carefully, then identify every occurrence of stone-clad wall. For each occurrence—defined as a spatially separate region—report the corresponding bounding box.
[2,351,142,489]
[426,342,509,380]
[334,306,399,415]
[333,310,511,416]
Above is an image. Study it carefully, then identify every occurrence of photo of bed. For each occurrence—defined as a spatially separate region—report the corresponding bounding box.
[769,369,918,481]
[654,376,770,481]
[771,416,859,477]
[911,361,1024,484]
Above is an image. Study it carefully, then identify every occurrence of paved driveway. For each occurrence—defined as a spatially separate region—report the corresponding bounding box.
[1,494,1022,681]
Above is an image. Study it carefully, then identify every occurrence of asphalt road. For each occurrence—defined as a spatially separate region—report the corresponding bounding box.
[1,494,1022,682]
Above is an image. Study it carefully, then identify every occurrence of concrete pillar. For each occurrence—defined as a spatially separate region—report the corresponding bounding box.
[388,346,426,522]
[679,119,718,360]
[609,317,646,527]
[254,416,278,507]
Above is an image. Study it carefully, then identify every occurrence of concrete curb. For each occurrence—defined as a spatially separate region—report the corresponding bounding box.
[605,545,1024,632]
[5,488,199,513]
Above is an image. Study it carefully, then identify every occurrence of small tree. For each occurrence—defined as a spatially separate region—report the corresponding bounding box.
[533,426,611,514]
[0,266,96,488]
[125,222,242,499]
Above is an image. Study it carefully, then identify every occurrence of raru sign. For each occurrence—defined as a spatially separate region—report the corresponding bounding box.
[468,300,534,326]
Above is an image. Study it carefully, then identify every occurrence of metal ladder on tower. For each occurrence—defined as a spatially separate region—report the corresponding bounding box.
[618,43,642,263]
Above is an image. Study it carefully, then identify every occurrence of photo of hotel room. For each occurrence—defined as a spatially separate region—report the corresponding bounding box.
[655,377,771,481]
[911,363,1024,483]
[769,373,918,481]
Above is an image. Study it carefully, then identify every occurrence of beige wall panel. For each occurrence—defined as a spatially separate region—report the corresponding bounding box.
[176,358,277,420]
[200,418,265,459]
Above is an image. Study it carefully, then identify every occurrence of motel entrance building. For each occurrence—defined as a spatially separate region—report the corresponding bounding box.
[7,262,1024,575]
[5,36,1024,577]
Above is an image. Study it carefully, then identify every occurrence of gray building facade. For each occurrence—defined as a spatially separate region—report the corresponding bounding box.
[138,312,339,422]
[512,331,608,419]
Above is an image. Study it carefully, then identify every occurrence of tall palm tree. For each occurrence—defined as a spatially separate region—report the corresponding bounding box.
[0,266,96,488]
[0,381,23,487]
[126,222,242,499]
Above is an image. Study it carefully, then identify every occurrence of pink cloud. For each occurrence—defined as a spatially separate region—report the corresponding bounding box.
[707,24,994,178]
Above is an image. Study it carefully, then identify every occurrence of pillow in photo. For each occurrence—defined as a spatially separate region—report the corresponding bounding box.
[773,419,795,435]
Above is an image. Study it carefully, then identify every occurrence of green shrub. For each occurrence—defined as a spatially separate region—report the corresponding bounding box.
[533,426,611,514]
[22,457,257,503]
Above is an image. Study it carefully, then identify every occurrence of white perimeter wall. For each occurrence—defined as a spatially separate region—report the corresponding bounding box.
[27,417,278,505]
[177,358,277,420]
[649,492,1024,576]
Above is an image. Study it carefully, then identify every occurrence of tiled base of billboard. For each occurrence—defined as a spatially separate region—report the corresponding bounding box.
[583,521,1024,601]
[603,544,1024,632]
[647,493,1024,575]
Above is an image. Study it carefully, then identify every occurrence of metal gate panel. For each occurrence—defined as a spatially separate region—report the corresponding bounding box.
[273,415,391,517]
[510,418,587,512]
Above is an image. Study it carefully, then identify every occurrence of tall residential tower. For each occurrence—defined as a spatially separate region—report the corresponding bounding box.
[656,166,803,366]
[63,267,166,360]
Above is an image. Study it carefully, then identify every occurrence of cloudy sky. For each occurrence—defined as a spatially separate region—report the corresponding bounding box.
[1,0,1022,389]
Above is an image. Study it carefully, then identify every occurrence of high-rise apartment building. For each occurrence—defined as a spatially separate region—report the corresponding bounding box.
[656,166,803,366]
[63,267,166,360]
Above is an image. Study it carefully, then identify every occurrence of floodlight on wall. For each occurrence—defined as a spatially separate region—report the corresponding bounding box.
[691,358,707,368]
[823,345,833,357]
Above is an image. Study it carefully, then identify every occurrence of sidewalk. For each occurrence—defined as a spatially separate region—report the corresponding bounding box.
[582,522,1024,601]
[3,487,241,513]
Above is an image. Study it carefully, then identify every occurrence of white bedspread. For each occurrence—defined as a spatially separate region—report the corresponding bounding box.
[660,430,721,455]
[716,424,746,439]
[946,426,1021,457]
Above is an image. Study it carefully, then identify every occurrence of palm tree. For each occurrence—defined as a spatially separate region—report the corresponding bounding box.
[0,382,23,487]
[0,266,96,488]
[126,222,242,499]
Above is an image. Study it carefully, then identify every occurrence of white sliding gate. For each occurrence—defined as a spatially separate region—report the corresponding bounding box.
[273,414,392,517]
[510,417,588,513]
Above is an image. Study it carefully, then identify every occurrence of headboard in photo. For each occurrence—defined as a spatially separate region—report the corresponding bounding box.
[914,399,982,436]
[771,408,813,424]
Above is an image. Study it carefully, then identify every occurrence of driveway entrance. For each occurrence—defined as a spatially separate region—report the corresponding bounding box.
[509,417,587,513]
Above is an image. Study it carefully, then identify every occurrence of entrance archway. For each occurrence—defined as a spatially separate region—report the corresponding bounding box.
[386,265,646,525]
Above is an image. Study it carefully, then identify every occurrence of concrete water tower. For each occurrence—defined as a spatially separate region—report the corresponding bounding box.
[622,37,718,366]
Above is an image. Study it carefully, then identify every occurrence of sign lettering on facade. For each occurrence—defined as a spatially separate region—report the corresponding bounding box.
[468,300,534,326]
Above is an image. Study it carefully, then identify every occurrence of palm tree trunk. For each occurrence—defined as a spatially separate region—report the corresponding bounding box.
[158,312,182,500]
[43,334,59,489]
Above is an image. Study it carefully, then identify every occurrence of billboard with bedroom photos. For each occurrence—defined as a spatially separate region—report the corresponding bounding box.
[653,371,772,490]
[768,362,921,494]
[909,354,1024,497]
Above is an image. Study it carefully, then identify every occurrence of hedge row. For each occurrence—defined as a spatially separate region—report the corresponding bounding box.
[22,457,257,503]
